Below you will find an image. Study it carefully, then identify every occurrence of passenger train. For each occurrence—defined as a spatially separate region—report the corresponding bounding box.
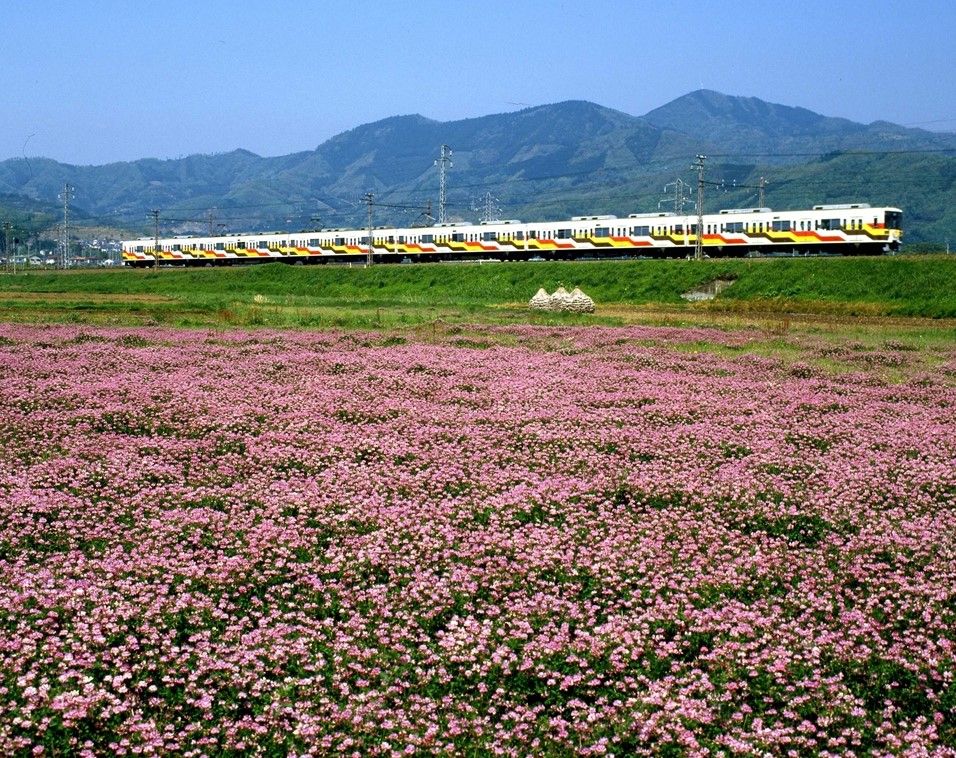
[122,203,902,266]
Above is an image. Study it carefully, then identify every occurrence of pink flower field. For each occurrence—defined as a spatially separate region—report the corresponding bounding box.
[0,324,954,756]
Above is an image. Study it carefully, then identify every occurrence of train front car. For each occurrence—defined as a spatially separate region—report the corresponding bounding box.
[773,204,902,256]
[690,204,902,258]
[881,208,903,253]
[799,204,902,256]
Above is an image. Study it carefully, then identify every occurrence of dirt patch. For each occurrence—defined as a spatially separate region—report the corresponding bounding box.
[681,278,736,302]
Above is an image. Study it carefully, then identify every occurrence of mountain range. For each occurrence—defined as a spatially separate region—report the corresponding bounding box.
[0,90,953,245]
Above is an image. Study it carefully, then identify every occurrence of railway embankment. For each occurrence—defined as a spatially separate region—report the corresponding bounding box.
[0,255,953,328]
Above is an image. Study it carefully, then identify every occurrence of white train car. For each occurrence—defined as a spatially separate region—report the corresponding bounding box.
[122,203,902,266]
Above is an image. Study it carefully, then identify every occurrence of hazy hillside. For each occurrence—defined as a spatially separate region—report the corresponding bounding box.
[0,90,953,244]
[642,90,956,158]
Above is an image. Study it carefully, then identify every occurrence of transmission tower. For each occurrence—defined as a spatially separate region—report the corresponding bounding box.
[411,200,435,228]
[435,145,452,224]
[659,177,694,214]
[206,208,219,236]
[692,155,706,261]
[59,183,73,268]
[730,175,769,208]
[475,191,501,224]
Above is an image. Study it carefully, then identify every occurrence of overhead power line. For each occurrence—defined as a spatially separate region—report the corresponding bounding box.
[705,147,956,159]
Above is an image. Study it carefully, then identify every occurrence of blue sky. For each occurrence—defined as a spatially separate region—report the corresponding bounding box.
[3,0,954,164]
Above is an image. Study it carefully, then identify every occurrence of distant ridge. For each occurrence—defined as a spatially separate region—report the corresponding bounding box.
[641,90,953,157]
[0,91,953,244]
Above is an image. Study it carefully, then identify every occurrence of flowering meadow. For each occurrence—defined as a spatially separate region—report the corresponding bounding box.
[0,323,954,756]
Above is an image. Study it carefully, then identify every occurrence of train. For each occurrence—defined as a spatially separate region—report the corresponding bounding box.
[121,203,902,266]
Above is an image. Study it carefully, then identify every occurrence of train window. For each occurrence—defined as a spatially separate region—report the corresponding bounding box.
[421,234,434,243]
[772,220,791,232]
[215,243,225,250]
[257,240,268,248]
[452,233,464,242]
[885,211,902,228]
[529,230,537,239]
[673,225,684,234]
[595,227,610,237]
[632,226,649,236]
[482,231,496,241]
[135,245,144,253]
[236,241,246,249]
[308,238,319,246]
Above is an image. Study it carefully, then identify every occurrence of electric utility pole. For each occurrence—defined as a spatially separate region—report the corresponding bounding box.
[3,222,11,274]
[149,209,160,268]
[692,155,706,261]
[364,192,374,266]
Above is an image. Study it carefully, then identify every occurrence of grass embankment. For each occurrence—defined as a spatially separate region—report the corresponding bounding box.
[0,256,953,329]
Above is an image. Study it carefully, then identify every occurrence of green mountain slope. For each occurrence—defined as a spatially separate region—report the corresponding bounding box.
[0,91,953,245]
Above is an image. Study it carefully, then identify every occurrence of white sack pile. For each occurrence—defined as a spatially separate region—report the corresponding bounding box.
[528,286,595,313]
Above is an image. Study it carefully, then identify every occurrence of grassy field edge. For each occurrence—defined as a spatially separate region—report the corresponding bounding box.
[0,256,953,326]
